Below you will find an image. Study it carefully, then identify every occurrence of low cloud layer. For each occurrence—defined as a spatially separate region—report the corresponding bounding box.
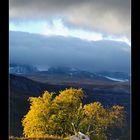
[9,31,130,72]
[10,0,131,40]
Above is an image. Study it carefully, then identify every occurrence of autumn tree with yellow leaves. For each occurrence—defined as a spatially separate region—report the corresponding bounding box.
[22,88,125,140]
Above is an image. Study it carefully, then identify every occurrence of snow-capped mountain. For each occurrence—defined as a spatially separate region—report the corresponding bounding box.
[9,64,39,74]
[9,64,130,82]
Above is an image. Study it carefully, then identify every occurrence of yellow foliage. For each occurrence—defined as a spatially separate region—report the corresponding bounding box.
[22,88,125,140]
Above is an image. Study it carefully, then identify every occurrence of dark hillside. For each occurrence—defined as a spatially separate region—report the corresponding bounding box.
[10,74,130,136]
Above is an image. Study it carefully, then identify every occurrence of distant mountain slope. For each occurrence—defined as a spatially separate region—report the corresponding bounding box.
[10,74,130,136]
[10,64,130,84]
[23,67,130,84]
[96,71,130,80]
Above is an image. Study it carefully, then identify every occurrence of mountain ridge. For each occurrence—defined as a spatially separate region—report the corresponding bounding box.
[10,64,130,83]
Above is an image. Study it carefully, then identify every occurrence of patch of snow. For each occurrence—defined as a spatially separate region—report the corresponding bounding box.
[105,76,128,82]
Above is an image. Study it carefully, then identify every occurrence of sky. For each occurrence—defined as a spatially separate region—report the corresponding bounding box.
[9,0,131,46]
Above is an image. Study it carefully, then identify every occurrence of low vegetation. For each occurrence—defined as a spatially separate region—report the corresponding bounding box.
[9,136,65,140]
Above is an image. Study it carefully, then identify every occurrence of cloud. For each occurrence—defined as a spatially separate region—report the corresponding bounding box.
[9,31,131,72]
[9,19,130,45]
[9,19,103,41]
[9,0,131,40]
